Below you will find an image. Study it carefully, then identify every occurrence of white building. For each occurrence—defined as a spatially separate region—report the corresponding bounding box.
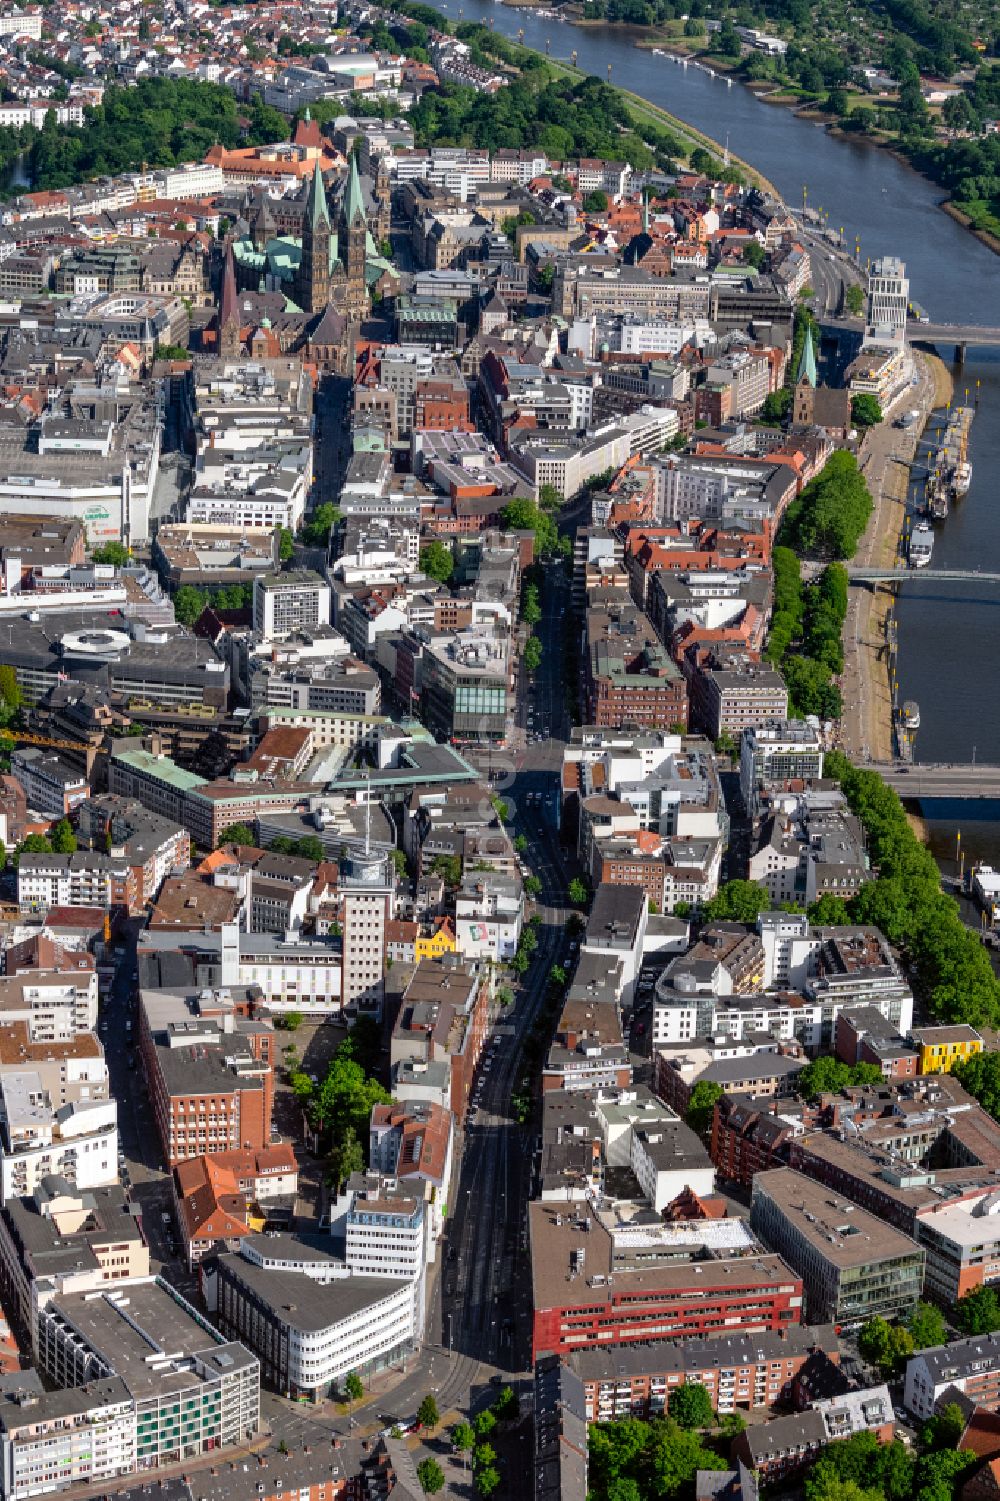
[0,1377,136,1501]
[252,570,332,642]
[630,1121,716,1213]
[216,1236,417,1399]
[866,256,909,350]
[0,1081,118,1204]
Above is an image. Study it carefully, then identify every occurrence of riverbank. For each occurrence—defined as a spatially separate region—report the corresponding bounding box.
[511,45,779,196]
[839,351,953,764]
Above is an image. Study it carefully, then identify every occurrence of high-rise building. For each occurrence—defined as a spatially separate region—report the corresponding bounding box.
[252,570,332,641]
[866,256,909,349]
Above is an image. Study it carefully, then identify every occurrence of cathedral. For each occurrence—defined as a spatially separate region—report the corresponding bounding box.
[212,149,396,371]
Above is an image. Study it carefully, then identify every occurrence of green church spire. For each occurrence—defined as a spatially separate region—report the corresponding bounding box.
[796,324,818,388]
[344,153,365,226]
[305,161,329,233]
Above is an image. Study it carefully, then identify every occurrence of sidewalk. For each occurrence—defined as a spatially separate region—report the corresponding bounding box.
[839,351,952,762]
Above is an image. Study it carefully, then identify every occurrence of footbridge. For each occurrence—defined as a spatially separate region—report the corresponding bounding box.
[868,763,1000,798]
[847,567,1000,586]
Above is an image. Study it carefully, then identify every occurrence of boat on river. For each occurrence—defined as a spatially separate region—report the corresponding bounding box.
[909,522,935,568]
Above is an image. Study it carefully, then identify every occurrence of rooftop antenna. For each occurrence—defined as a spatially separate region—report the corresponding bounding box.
[364,766,371,857]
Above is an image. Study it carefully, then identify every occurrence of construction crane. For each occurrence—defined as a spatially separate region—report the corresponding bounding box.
[0,730,106,755]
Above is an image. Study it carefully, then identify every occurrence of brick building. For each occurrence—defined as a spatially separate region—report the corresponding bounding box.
[586,601,688,731]
[529,1201,802,1360]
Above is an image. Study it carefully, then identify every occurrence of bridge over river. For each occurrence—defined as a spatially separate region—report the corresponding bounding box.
[868,763,1000,798]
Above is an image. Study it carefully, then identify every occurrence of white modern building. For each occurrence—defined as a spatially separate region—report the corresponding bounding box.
[215,1236,417,1399]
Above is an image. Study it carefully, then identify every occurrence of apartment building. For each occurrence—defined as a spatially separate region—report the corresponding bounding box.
[18,852,138,915]
[35,1279,260,1471]
[904,1332,1000,1420]
[0,1377,135,1501]
[569,1324,839,1421]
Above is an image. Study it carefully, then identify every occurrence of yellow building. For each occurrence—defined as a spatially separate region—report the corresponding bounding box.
[912,1024,983,1075]
[415,919,457,962]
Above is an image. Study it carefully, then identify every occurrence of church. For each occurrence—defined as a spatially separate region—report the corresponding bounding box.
[214,151,396,372]
[792,325,852,440]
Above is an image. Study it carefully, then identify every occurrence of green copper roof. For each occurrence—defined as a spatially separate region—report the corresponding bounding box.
[344,154,365,227]
[306,161,330,234]
[796,324,817,388]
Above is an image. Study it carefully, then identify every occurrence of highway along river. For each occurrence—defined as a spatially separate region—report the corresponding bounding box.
[424,0,1000,857]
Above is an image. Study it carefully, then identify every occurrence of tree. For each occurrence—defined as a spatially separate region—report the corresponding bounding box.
[956,1283,1000,1335]
[90,541,129,565]
[858,1315,915,1374]
[327,1124,364,1191]
[845,282,865,316]
[0,665,20,722]
[416,1458,445,1495]
[12,833,52,869]
[472,1409,496,1439]
[539,483,561,511]
[417,1394,439,1430]
[473,1443,497,1471]
[513,834,528,853]
[913,1449,977,1501]
[218,823,256,848]
[702,879,770,924]
[567,877,587,906]
[524,874,542,898]
[302,502,341,550]
[451,1420,475,1457]
[807,890,852,926]
[761,387,792,423]
[430,853,462,888]
[475,1468,500,1499]
[667,1382,714,1429]
[173,584,208,627]
[50,818,77,854]
[851,393,883,428]
[344,1371,363,1404]
[742,239,766,269]
[686,1081,723,1138]
[491,1384,518,1422]
[278,1011,303,1031]
[798,1056,883,1103]
[583,189,608,212]
[497,984,514,1008]
[922,1401,966,1452]
[279,528,295,562]
[391,849,407,878]
[524,636,543,673]
[908,1301,946,1350]
[420,540,454,584]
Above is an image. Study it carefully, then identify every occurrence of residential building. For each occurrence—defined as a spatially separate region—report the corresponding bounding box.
[35,1278,260,1470]
[569,1324,840,1420]
[905,1333,1000,1420]
[0,1377,136,1501]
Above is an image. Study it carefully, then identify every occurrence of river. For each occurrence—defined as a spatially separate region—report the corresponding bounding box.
[428,0,1000,861]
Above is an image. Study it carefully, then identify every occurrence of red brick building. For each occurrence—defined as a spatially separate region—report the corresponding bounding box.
[711,1095,805,1188]
[530,1201,802,1361]
[586,602,688,732]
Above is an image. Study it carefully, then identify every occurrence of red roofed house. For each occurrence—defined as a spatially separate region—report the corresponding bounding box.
[174,1144,298,1268]
[369,1100,455,1250]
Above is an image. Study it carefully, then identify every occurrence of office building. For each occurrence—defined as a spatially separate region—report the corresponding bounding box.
[750,1168,925,1326]
[36,1279,260,1470]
